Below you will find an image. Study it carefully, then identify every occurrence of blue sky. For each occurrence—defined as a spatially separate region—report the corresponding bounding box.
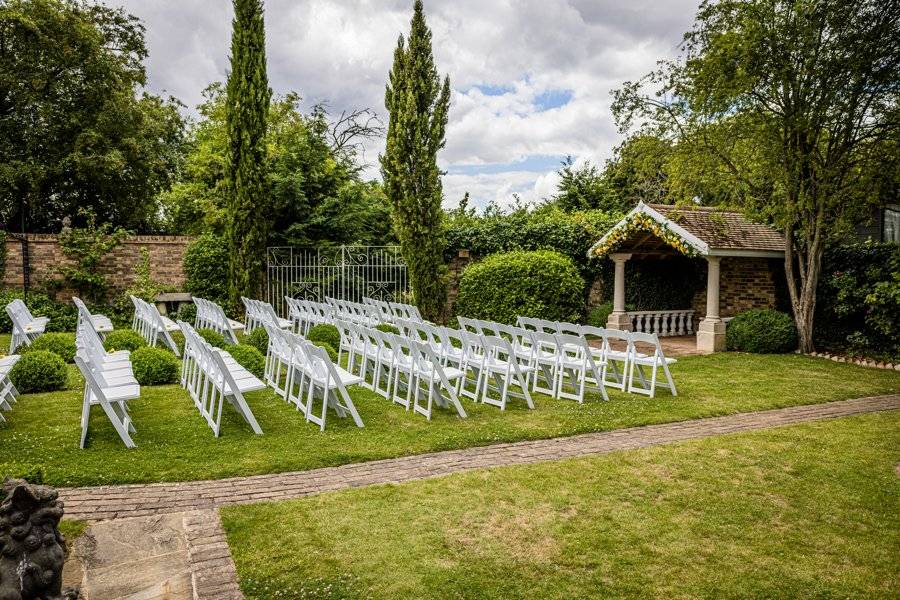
[108,0,698,210]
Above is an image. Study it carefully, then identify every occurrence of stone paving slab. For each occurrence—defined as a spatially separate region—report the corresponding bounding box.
[58,394,899,522]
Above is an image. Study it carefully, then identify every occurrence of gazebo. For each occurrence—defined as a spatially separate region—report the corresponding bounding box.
[588,202,786,352]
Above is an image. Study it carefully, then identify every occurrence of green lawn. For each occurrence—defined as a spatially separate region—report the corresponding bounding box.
[0,337,898,486]
[221,411,900,600]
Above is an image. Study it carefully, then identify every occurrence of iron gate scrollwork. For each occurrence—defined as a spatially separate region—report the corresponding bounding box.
[266,246,408,315]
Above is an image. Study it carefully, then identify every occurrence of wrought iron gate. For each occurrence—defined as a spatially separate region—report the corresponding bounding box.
[266,246,408,315]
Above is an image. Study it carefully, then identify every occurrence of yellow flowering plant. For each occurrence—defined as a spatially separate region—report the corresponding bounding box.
[592,213,700,258]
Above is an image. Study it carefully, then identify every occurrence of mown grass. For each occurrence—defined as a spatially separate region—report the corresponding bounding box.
[0,329,898,486]
[221,411,900,600]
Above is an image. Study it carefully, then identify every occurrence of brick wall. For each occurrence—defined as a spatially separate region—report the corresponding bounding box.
[2,233,194,299]
[692,257,780,322]
[444,250,474,321]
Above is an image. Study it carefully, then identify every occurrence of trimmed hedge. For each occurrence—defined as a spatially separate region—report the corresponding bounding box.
[726,309,798,354]
[455,250,584,325]
[21,333,76,362]
[103,329,147,353]
[245,327,269,355]
[227,344,265,379]
[197,328,227,348]
[176,302,197,324]
[0,290,78,333]
[183,234,229,306]
[131,347,180,385]
[313,341,338,364]
[9,351,68,393]
[308,324,340,351]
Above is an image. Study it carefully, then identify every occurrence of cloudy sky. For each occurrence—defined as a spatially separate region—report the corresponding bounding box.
[108,0,698,210]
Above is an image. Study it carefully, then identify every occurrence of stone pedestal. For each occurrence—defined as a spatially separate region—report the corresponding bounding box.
[696,318,726,352]
[606,311,634,332]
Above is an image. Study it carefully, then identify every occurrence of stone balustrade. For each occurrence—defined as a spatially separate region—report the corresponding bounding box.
[627,310,695,336]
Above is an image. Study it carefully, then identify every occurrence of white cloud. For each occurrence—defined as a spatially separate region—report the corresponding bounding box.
[107,0,699,210]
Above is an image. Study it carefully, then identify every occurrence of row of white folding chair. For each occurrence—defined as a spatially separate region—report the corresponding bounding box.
[0,355,20,421]
[193,297,245,344]
[4,299,47,353]
[263,324,364,431]
[75,321,139,448]
[325,297,380,327]
[337,320,466,420]
[389,301,424,322]
[72,296,114,336]
[361,297,395,322]
[241,297,291,333]
[130,295,181,356]
[179,321,264,436]
[516,317,676,397]
[284,298,334,335]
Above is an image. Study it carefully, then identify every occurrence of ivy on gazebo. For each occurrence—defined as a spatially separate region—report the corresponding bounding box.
[591,212,701,258]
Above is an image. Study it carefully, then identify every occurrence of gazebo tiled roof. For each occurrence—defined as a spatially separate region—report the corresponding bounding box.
[588,202,785,258]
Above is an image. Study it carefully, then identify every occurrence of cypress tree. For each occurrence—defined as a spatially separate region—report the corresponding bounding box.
[225,0,271,311]
[380,0,451,322]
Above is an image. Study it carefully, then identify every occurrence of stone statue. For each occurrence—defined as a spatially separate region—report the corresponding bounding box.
[0,478,76,600]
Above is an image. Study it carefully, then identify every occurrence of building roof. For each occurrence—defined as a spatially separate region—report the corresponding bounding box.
[588,202,786,259]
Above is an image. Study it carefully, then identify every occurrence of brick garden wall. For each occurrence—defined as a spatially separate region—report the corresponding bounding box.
[2,233,194,299]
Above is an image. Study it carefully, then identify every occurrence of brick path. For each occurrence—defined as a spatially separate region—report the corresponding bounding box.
[59,394,899,521]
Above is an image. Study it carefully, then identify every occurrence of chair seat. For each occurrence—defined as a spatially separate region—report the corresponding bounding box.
[310,367,363,388]
[417,364,464,381]
[91,315,114,332]
[101,373,139,387]
[22,320,47,334]
[633,355,677,366]
[276,317,292,329]
[159,315,180,331]
[95,383,140,402]
[0,355,20,374]
[228,319,246,331]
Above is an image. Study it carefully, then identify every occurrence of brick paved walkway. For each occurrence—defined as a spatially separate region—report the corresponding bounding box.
[60,395,899,521]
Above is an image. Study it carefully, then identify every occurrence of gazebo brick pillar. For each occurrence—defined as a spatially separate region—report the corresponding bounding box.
[606,253,633,331]
[697,255,726,352]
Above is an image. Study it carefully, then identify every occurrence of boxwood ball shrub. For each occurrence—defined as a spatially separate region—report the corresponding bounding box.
[727,309,798,353]
[375,323,399,335]
[227,344,265,379]
[176,302,197,324]
[131,347,179,386]
[455,250,585,325]
[245,327,269,355]
[9,351,68,393]
[197,328,227,348]
[21,333,76,362]
[103,329,147,353]
[308,324,340,351]
[314,342,339,364]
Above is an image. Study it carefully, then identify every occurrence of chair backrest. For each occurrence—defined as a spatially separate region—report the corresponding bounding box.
[72,296,94,327]
[629,331,663,358]
[556,321,583,337]
[528,330,561,358]
[456,316,481,334]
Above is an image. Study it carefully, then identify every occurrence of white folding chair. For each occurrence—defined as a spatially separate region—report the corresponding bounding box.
[479,335,535,410]
[555,333,610,403]
[5,299,48,353]
[0,355,21,420]
[628,332,677,397]
[526,330,562,397]
[75,351,139,449]
[410,340,467,420]
[72,296,114,336]
[302,342,364,431]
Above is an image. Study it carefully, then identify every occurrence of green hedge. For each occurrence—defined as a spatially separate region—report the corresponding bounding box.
[21,333,77,362]
[308,324,340,351]
[131,347,179,385]
[227,344,265,379]
[455,250,584,324]
[198,328,227,348]
[244,327,269,355]
[184,234,229,306]
[375,323,399,335]
[176,302,197,324]
[313,341,338,363]
[726,309,798,354]
[103,329,147,353]
[9,351,68,393]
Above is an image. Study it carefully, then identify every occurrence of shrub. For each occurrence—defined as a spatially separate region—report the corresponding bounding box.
[727,309,798,354]
[21,333,76,362]
[245,327,269,355]
[9,351,68,393]
[314,341,338,363]
[103,329,147,353]
[455,250,585,325]
[184,234,229,305]
[587,302,613,328]
[308,324,340,350]
[198,328,227,348]
[375,323,399,334]
[176,302,197,324]
[131,347,179,385]
[227,344,265,379]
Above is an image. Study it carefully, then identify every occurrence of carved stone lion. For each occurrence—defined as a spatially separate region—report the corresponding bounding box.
[0,478,74,600]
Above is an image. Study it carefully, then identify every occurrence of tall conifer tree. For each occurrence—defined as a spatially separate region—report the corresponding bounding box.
[380,0,451,321]
[225,0,271,310]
